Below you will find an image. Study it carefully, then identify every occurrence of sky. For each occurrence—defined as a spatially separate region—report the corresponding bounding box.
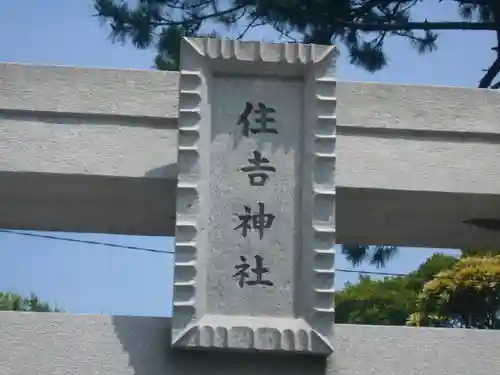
[0,0,485,317]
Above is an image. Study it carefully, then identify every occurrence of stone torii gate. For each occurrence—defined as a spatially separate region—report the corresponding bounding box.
[0,38,500,375]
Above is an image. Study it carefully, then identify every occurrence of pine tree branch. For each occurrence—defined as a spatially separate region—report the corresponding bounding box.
[341,21,497,31]
[478,30,500,88]
[491,81,500,89]
[479,58,500,88]
[153,4,246,27]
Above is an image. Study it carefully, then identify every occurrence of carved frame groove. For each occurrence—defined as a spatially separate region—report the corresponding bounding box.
[172,37,337,356]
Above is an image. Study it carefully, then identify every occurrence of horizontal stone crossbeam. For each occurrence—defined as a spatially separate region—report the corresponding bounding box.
[1,62,500,249]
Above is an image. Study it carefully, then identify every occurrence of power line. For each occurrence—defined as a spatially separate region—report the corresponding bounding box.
[0,229,491,280]
[336,268,407,277]
[0,229,402,276]
[0,229,174,254]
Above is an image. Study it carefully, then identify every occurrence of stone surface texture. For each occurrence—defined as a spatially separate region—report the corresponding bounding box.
[1,312,500,375]
[172,38,337,355]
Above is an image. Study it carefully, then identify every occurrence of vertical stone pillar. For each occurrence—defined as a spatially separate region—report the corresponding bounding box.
[172,37,337,356]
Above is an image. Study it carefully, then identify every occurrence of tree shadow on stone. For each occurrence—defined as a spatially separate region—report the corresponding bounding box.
[112,315,328,375]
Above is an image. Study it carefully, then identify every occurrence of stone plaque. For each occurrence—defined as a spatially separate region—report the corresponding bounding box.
[172,37,337,356]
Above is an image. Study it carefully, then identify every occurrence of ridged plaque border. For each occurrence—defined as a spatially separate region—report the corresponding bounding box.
[172,37,337,356]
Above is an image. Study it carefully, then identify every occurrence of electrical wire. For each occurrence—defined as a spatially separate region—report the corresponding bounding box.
[0,229,173,254]
[0,228,470,279]
[335,268,407,277]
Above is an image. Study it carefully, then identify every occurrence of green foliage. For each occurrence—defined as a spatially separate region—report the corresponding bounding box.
[405,252,459,290]
[0,292,62,312]
[412,255,500,329]
[461,248,500,257]
[336,275,416,325]
[341,244,398,268]
[406,311,449,327]
[335,253,458,325]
